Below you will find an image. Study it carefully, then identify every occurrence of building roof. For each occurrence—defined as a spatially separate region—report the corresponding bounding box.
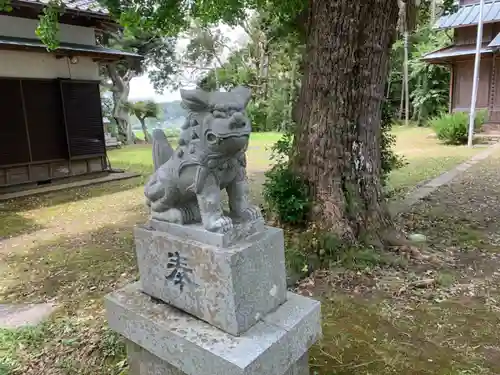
[488,30,500,48]
[422,43,493,63]
[436,1,500,29]
[0,35,141,61]
[12,0,109,17]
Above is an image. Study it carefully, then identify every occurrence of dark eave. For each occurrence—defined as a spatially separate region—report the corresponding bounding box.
[12,0,110,18]
[1,0,114,28]
[0,35,142,62]
[436,1,500,29]
[422,43,494,64]
[488,31,500,48]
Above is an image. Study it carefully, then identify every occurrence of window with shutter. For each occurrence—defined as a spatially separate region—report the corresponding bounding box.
[0,79,30,166]
[60,80,106,157]
[22,80,68,162]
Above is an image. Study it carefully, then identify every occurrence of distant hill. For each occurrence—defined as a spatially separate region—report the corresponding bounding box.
[160,100,187,122]
[130,100,187,130]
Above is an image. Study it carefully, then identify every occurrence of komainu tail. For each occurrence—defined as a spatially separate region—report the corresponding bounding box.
[152,129,174,171]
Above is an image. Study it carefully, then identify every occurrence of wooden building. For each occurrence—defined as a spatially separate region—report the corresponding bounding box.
[424,0,500,123]
[0,0,140,194]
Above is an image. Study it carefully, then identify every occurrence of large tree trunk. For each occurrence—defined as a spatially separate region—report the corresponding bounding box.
[292,1,400,244]
[107,64,135,145]
[139,118,151,143]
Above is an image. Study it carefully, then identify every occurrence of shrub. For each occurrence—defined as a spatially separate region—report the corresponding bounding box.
[164,128,180,139]
[475,109,488,128]
[381,100,407,186]
[431,110,486,145]
[263,131,311,226]
[263,164,311,226]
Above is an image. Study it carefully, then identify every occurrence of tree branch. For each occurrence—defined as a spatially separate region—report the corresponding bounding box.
[124,69,136,82]
[100,81,114,90]
[107,63,124,91]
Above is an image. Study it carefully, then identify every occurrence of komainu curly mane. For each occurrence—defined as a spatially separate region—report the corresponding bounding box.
[144,86,262,233]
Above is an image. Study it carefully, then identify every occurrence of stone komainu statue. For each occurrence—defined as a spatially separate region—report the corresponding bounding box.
[144,86,262,233]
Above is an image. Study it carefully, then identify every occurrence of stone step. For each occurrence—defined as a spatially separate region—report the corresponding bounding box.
[105,282,321,375]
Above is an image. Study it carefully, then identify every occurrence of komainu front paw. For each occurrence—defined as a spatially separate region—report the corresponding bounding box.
[238,206,263,222]
[151,208,184,224]
[206,216,233,233]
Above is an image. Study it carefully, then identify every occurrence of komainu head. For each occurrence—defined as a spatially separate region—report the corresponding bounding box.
[180,86,252,156]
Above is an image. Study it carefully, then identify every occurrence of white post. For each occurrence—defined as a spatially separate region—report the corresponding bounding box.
[431,0,436,25]
[404,30,410,127]
[468,0,486,147]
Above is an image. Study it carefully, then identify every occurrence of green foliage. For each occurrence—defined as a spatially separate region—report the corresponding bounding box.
[263,130,310,226]
[476,108,488,128]
[263,164,310,226]
[35,0,61,51]
[381,101,406,185]
[137,35,178,91]
[183,24,226,72]
[198,14,302,133]
[430,110,487,145]
[164,128,181,139]
[442,0,458,15]
[431,112,468,145]
[388,0,454,125]
[128,100,159,121]
[100,29,179,91]
[246,88,296,132]
[0,0,12,12]
[409,27,451,124]
[388,25,451,124]
[101,0,307,38]
[100,89,114,127]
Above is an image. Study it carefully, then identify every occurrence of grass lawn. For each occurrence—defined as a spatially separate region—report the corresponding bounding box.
[0,127,491,374]
[110,128,481,200]
[387,126,481,196]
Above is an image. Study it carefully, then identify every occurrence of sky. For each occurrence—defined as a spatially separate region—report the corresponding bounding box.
[128,24,249,103]
[129,76,182,102]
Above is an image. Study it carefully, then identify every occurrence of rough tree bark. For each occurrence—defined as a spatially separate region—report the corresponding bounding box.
[107,64,135,145]
[139,117,151,143]
[292,1,400,244]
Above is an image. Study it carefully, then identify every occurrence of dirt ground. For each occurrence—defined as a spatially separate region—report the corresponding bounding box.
[300,148,500,375]
[0,134,497,374]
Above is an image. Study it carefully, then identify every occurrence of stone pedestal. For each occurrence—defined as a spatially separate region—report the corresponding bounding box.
[134,220,287,335]
[105,221,321,375]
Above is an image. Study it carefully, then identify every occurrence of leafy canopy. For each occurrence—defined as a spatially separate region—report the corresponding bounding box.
[34,0,306,88]
[102,0,305,37]
[106,29,178,90]
[128,100,159,121]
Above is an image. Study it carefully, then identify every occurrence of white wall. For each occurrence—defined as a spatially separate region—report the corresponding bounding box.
[0,50,100,80]
[0,15,96,45]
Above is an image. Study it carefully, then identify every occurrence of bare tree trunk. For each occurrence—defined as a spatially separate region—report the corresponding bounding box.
[107,64,135,145]
[139,118,151,143]
[403,30,410,127]
[399,78,405,120]
[431,0,437,25]
[261,40,270,101]
[292,0,400,244]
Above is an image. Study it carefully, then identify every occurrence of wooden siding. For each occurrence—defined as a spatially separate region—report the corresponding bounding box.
[0,77,107,188]
[455,24,495,45]
[452,57,492,111]
[490,56,500,122]
[460,0,481,5]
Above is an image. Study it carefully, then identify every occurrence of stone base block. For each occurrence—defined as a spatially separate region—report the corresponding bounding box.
[147,219,266,248]
[127,341,309,375]
[105,283,321,375]
[134,223,287,335]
